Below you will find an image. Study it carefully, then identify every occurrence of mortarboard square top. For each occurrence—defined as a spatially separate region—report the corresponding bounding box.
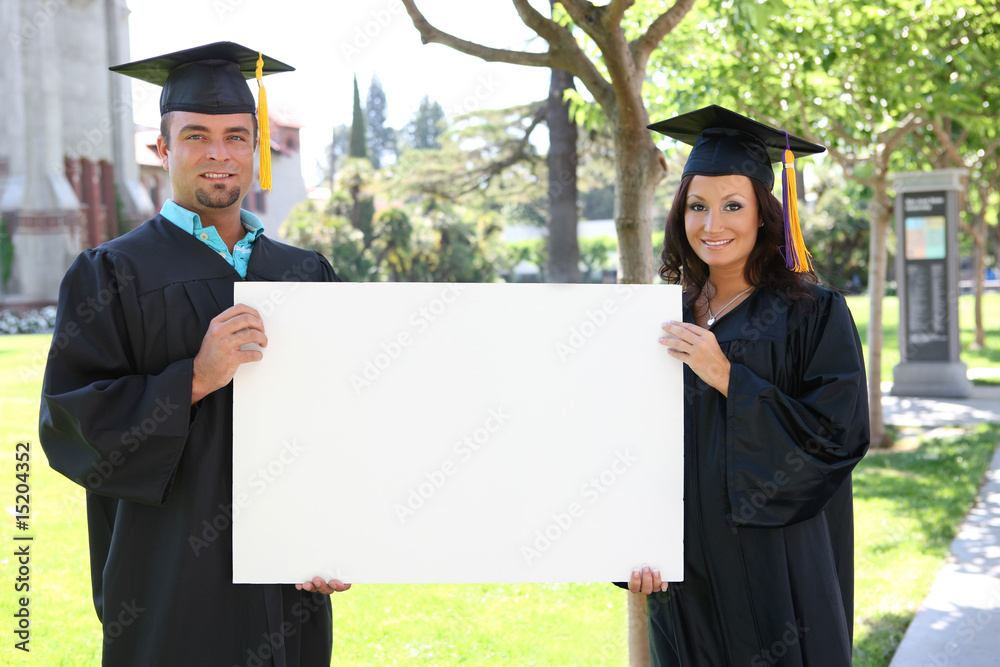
[647,105,824,190]
[110,41,294,116]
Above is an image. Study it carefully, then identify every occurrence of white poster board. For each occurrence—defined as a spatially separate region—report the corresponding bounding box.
[232,282,684,584]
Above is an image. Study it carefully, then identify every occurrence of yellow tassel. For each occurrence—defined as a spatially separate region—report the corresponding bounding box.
[783,148,812,273]
[256,52,272,192]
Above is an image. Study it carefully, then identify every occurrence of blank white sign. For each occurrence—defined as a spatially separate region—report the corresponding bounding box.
[232,282,684,584]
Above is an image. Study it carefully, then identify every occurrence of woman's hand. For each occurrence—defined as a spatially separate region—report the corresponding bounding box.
[659,321,731,397]
[296,577,351,595]
[628,563,668,595]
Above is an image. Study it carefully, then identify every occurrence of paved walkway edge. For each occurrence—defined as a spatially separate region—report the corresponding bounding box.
[887,442,1000,667]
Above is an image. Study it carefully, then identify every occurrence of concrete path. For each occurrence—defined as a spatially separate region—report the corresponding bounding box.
[883,384,1000,667]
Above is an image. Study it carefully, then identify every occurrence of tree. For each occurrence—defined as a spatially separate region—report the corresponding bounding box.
[503,238,548,281]
[347,76,374,241]
[401,0,699,286]
[323,124,349,190]
[342,157,376,245]
[366,74,395,169]
[385,103,547,210]
[284,196,504,284]
[349,75,368,160]
[808,162,871,292]
[928,122,998,349]
[546,47,581,281]
[282,197,375,282]
[579,235,618,281]
[408,96,446,150]
[893,11,1000,350]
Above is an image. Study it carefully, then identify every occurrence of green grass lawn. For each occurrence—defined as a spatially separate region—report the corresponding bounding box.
[0,308,996,666]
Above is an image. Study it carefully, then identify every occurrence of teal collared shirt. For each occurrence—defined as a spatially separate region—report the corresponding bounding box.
[160,200,264,278]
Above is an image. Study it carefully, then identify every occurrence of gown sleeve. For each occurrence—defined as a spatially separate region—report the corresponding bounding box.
[724,290,870,527]
[318,252,342,283]
[39,249,194,506]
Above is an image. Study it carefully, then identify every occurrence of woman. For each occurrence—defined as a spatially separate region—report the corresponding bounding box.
[630,106,870,666]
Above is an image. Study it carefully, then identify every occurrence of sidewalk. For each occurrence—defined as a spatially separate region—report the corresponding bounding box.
[883,383,1000,667]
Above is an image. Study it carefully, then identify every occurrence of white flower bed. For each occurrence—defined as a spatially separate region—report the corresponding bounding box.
[0,306,57,334]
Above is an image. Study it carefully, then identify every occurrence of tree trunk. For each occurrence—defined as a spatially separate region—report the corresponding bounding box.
[866,175,892,449]
[329,126,337,192]
[612,119,667,285]
[992,206,1000,278]
[968,182,989,349]
[546,65,581,283]
[610,111,666,667]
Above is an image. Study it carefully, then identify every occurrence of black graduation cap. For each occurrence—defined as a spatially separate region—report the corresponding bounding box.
[647,105,824,190]
[647,105,825,272]
[110,41,293,115]
[110,42,294,190]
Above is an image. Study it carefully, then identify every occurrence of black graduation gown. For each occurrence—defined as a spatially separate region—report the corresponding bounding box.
[647,285,870,667]
[39,215,340,667]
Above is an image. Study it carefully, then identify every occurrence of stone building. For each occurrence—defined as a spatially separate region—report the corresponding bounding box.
[0,0,152,305]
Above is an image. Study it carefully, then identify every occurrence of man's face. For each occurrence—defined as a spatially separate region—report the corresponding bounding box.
[156,111,256,218]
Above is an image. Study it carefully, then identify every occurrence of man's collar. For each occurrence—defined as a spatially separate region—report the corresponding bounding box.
[160,200,265,236]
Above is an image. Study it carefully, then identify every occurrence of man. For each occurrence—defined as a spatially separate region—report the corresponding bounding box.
[39,42,348,666]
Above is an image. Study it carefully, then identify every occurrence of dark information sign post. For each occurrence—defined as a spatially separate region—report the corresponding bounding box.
[892,169,970,397]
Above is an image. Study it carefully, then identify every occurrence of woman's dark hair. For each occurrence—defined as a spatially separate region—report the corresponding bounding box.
[658,174,817,311]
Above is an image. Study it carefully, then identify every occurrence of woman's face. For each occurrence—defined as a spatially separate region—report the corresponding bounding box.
[684,174,760,276]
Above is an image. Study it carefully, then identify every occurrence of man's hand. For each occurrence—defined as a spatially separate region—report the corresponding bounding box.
[296,577,352,595]
[191,304,267,404]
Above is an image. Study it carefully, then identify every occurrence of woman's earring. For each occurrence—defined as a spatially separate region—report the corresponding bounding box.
[758,221,764,227]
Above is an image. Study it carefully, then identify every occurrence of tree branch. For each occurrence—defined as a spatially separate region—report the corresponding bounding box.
[511,0,616,111]
[401,0,555,68]
[558,0,647,119]
[511,0,568,43]
[882,113,920,156]
[401,1,618,116]
[451,103,548,199]
[607,0,636,25]
[631,0,698,72]
[738,87,866,171]
[558,0,609,49]
[930,117,968,168]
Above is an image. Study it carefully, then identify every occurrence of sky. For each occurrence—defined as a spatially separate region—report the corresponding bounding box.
[125,0,554,185]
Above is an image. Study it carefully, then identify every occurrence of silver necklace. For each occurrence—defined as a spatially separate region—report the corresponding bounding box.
[706,286,753,326]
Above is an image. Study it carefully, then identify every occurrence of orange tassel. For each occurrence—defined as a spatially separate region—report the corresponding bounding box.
[782,148,812,273]
[256,53,272,192]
